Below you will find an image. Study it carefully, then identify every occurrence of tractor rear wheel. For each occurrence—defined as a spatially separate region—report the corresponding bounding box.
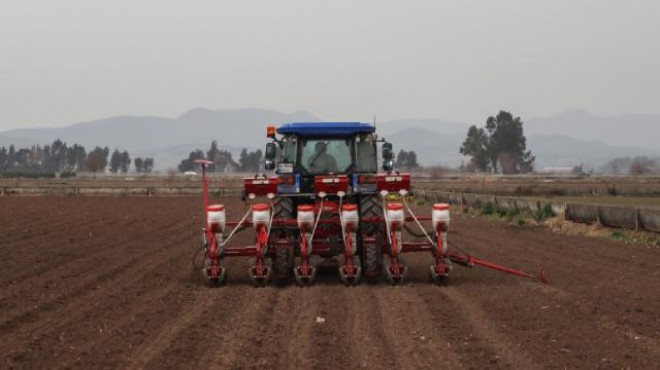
[271,196,294,285]
[359,195,384,282]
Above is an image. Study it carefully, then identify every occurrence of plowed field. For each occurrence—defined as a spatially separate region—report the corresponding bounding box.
[1,197,659,369]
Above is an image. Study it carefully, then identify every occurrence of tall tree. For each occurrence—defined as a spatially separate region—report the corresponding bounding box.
[109,149,122,173]
[120,151,131,173]
[134,157,144,173]
[206,140,220,172]
[85,146,109,173]
[7,145,16,170]
[134,157,154,173]
[238,148,263,172]
[395,150,419,171]
[27,145,44,169]
[143,158,154,173]
[238,148,249,170]
[106,149,132,173]
[206,141,237,172]
[66,144,87,172]
[0,147,8,171]
[459,126,490,172]
[178,149,205,172]
[460,111,535,174]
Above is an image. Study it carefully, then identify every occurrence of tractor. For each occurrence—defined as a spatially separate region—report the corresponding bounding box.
[197,122,547,287]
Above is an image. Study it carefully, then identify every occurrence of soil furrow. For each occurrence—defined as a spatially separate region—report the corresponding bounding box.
[0,232,193,343]
[2,197,659,370]
[144,286,276,370]
[0,215,190,289]
[371,285,466,370]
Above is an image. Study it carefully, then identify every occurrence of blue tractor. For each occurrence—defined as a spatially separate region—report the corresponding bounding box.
[197,122,548,287]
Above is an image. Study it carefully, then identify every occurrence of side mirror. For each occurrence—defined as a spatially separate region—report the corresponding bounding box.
[265,142,277,160]
[382,159,394,171]
[264,160,275,171]
[382,142,393,161]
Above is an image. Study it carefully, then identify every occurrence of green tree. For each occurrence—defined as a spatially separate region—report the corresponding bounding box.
[395,150,419,171]
[178,149,205,172]
[27,144,44,170]
[134,157,144,173]
[238,148,248,170]
[14,148,31,170]
[0,147,8,171]
[238,148,263,172]
[459,126,490,172]
[120,151,131,173]
[7,145,16,170]
[109,149,121,173]
[206,140,220,172]
[134,157,154,173]
[44,139,68,173]
[66,144,87,172]
[206,141,237,172]
[143,158,154,173]
[109,149,131,173]
[460,111,535,174]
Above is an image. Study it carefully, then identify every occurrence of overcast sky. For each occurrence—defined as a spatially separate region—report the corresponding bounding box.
[1,0,659,131]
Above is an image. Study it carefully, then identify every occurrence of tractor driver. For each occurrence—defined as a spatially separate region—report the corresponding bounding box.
[307,141,338,173]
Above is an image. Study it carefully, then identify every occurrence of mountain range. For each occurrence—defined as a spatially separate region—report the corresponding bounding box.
[1,108,658,171]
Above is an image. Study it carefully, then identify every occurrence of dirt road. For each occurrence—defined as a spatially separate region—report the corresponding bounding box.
[1,197,659,369]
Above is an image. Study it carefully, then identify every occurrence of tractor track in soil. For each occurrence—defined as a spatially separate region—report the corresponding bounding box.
[1,196,659,369]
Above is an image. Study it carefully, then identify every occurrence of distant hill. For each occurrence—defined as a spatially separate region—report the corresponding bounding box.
[381,127,659,170]
[526,109,660,149]
[1,108,658,170]
[0,108,320,170]
[375,118,470,137]
[383,127,466,167]
[526,134,659,170]
[379,110,660,169]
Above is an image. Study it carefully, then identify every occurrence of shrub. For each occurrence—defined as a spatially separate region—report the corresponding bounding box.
[482,201,509,218]
[482,201,496,215]
[610,230,631,242]
[414,198,426,207]
[505,207,520,222]
[533,203,555,221]
[495,205,508,218]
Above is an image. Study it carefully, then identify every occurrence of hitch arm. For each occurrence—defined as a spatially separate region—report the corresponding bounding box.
[446,251,548,284]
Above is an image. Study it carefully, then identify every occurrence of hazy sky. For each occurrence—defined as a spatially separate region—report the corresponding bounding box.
[1,0,659,131]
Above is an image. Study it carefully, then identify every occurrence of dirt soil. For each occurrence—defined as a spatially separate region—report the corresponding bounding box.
[1,197,659,370]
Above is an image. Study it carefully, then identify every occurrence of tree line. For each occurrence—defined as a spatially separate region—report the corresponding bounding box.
[601,156,660,175]
[179,141,422,173]
[0,139,153,176]
[178,140,264,173]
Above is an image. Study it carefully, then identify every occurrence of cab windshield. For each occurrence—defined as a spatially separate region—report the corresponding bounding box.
[301,138,352,174]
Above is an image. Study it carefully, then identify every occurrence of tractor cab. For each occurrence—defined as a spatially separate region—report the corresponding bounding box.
[263,122,395,195]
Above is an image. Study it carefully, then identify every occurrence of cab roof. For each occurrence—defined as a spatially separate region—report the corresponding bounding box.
[276,122,375,137]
